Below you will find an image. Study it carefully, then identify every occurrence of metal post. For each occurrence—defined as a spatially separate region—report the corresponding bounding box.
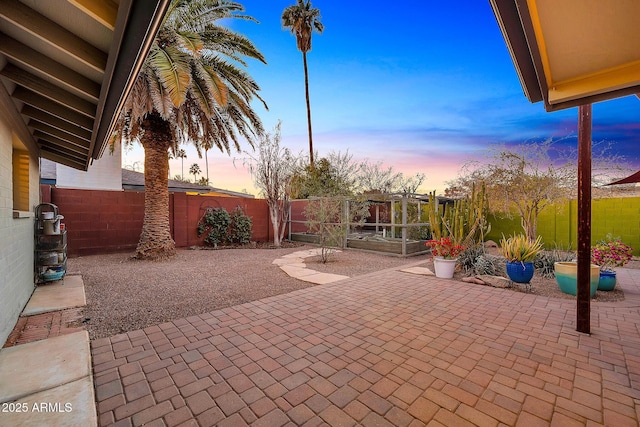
[401,196,407,256]
[391,199,396,238]
[577,104,592,334]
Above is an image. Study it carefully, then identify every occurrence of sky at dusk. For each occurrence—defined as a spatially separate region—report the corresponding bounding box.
[123,1,640,195]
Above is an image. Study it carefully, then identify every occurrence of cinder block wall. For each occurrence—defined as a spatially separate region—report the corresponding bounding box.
[486,197,640,255]
[0,118,40,346]
[48,187,273,256]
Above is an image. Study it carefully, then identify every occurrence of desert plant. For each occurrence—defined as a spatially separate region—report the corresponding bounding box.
[229,207,253,245]
[534,248,576,278]
[458,244,486,275]
[500,234,544,262]
[197,208,231,247]
[474,254,507,276]
[428,182,490,247]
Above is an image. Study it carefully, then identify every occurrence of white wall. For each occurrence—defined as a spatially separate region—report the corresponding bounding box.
[56,141,122,190]
[0,117,40,346]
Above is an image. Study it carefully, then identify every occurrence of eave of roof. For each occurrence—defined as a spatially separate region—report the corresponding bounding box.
[0,0,170,170]
[489,0,640,112]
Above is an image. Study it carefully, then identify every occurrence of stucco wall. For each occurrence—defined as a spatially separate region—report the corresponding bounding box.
[0,117,40,346]
[56,141,122,190]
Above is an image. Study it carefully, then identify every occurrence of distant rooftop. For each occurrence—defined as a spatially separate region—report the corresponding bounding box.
[41,159,253,198]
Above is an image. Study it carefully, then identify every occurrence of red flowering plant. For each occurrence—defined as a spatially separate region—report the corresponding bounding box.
[591,236,634,272]
[425,237,465,259]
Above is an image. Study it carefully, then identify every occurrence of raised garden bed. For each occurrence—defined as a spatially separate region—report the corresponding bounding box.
[347,237,428,255]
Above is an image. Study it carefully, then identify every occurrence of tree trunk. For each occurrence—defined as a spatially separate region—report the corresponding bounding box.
[302,51,314,167]
[205,149,209,184]
[136,113,176,259]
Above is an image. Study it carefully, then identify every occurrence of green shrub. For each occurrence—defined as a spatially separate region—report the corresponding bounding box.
[229,206,252,245]
[198,207,231,247]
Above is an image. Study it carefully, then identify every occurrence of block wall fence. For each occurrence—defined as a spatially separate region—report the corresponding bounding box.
[486,197,640,256]
[41,186,274,256]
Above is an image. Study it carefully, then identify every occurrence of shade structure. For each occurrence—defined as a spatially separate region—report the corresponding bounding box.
[605,170,640,186]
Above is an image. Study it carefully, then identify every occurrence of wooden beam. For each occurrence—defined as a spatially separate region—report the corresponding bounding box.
[34,130,89,156]
[39,150,85,171]
[0,33,100,101]
[576,104,592,334]
[0,0,107,73]
[21,105,92,141]
[1,64,96,117]
[67,0,118,30]
[38,141,87,164]
[28,120,90,149]
[13,87,94,131]
[0,73,39,157]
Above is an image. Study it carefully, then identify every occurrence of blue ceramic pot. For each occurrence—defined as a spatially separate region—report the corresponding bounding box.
[598,271,617,291]
[506,261,535,283]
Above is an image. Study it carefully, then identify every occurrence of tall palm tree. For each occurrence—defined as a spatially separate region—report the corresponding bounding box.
[189,163,201,182]
[112,0,267,259]
[282,0,323,167]
[177,148,187,179]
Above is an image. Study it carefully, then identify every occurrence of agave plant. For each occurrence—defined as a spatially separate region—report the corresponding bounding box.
[500,234,544,263]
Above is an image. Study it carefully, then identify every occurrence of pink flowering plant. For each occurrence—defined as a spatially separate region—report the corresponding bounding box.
[425,237,465,259]
[591,236,633,272]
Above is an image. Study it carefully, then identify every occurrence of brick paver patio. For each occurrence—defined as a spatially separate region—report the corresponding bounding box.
[92,266,640,426]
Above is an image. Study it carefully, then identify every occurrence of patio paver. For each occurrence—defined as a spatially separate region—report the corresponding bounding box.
[92,267,640,426]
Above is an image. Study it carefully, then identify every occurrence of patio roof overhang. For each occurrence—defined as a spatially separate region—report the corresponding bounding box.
[0,0,171,171]
[489,0,640,334]
[489,0,640,112]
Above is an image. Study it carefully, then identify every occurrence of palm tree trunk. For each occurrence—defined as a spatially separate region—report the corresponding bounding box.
[136,113,176,259]
[181,158,184,180]
[303,51,314,167]
[205,149,209,184]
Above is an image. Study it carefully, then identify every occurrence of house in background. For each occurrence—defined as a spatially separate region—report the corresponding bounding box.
[0,0,171,346]
[41,157,254,197]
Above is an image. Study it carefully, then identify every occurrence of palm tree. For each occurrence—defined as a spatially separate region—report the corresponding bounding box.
[112,0,267,259]
[282,0,323,167]
[189,163,201,182]
[176,148,187,179]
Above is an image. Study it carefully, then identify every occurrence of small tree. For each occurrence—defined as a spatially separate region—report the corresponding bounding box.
[450,139,628,240]
[244,122,296,247]
[305,196,370,263]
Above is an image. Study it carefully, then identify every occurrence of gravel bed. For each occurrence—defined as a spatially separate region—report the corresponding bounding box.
[70,245,634,340]
[69,246,417,339]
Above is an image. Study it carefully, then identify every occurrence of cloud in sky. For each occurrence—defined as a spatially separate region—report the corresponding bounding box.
[126,1,639,196]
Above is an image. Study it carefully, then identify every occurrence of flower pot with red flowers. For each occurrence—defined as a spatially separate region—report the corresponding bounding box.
[425,237,465,279]
[591,236,634,291]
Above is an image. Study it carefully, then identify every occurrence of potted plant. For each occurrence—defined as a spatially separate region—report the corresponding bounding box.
[500,234,543,283]
[591,236,634,291]
[425,237,465,279]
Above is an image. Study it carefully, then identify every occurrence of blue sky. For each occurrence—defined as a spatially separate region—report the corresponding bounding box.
[124,0,639,194]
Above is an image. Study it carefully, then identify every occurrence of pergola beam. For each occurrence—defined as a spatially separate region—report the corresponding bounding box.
[0,0,107,73]
[67,0,118,30]
[1,64,96,117]
[0,33,101,101]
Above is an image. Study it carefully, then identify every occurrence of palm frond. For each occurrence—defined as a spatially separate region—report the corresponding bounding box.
[148,44,192,107]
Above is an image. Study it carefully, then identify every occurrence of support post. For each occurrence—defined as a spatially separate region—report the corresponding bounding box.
[577,104,592,334]
[401,196,407,256]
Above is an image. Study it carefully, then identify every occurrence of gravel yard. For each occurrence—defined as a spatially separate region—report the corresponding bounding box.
[70,245,636,340]
[69,246,417,339]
